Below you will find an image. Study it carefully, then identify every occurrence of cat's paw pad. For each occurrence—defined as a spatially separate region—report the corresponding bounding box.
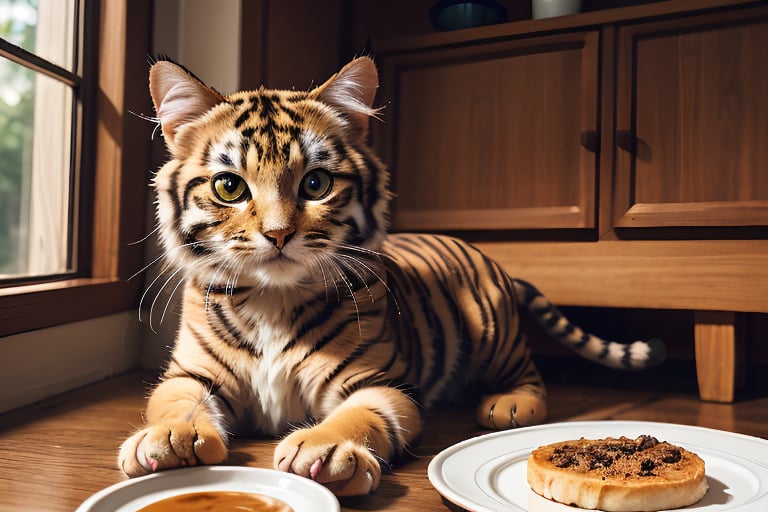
[118,421,227,477]
[274,428,381,496]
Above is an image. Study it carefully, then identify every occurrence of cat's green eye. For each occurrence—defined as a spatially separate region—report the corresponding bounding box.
[212,172,249,203]
[299,169,334,200]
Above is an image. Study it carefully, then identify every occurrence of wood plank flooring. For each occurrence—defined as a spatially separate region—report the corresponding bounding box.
[0,370,765,511]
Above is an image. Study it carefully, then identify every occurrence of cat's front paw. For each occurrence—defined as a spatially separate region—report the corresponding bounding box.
[274,427,381,496]
[118,420,227,477]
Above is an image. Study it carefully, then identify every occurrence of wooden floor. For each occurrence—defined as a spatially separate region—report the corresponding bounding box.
[0,369,766,512]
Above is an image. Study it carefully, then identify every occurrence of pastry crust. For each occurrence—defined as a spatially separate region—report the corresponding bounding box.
[527,435,708,511]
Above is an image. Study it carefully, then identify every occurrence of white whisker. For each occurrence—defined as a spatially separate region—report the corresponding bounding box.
[334,245,401,316]
[128,225,161,246]
[206,257,240,309]
[316,257,332,302]
[138,263,173,322]
[326,257,362,336]
[149,265,186,333]
[317,255,342,302]
[133,239,208,283]
[335,242,387,260]
[335,254,375,303]
[159,272,187,327]
[129,249,168,283]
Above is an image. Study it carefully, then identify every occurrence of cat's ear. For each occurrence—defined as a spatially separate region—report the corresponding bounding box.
[149,59,225,155]
[314,57,379,142]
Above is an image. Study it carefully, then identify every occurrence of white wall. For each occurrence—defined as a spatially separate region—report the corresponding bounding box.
[0,312,141,413]
[153,0,241,93]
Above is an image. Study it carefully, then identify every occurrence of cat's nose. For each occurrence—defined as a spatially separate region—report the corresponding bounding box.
[263,227,295,250]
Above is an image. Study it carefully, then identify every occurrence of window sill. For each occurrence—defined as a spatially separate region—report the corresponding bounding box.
[0,277,141,337]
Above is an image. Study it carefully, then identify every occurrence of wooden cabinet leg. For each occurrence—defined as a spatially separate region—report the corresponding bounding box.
[694,311,745,403]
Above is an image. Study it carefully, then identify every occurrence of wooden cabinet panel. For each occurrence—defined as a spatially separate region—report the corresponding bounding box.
[615,7,768,228]
[376,32,599,231]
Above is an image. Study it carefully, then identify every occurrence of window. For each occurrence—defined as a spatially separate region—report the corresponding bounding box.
[0,0,153,337]
[1,0,78,280]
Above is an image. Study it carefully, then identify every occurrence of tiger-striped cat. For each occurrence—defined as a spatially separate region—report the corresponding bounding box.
[119,57,664,496]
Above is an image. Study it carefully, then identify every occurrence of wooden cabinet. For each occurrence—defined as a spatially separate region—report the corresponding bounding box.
[372,0,768,402]
[614,7,768,229]
[378,31,599,231]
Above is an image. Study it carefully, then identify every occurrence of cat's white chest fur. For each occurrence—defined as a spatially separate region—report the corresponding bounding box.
[241,299,307,436]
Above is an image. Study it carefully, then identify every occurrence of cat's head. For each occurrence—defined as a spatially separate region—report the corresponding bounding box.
[149,57,390,289]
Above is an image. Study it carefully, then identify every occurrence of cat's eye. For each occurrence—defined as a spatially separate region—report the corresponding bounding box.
[299,169,334,200]
[212,172,249,203]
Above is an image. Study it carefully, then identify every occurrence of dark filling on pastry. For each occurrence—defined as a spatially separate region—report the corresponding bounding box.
[550,435,684,477]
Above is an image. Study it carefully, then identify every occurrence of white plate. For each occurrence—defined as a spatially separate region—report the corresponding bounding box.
[428,420,768,512]
[76,466,340,512]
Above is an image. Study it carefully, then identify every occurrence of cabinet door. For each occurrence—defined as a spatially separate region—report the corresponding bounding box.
[375,31,599,232]
[614,7,768,228]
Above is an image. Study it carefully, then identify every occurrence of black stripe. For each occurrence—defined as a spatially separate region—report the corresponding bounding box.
[494,331,530,389]
[361,153,381,237]
[209,302,260,358]
[543,313,561,329]
[304,230,330,241]
[183,233,211,256]
[314,310,381,356]
[167,163,184,234]
[216,153,235,167]
[573,333,592,348]
[312,313,384,385]
[620,344,634,368]
[282,105,304,123]
[281,140,292,162]
[369,406,401,465]
[285,92,306,103]
[240,139,251,170]
[207,286,252,295]
[189,326,239,380]
[201,140,213,167]
[288,300,344,354]
[183,177,209,210]
[328,187,354,209]
[164,359,237,419]
[479,257,511,356]
[392,239,456,392]
[234,109,251,128]
[185,220,223,255]
[331,137,348,161]
[316,149,331,163]
[188,220,223,235]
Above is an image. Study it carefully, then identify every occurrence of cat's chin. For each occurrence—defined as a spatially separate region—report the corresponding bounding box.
[246,257,315,289]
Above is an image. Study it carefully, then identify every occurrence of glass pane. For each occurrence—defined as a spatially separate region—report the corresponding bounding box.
[0,57,73,279]
[0,0,76,71]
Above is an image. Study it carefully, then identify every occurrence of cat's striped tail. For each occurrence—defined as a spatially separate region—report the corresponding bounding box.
[512,278,666,370]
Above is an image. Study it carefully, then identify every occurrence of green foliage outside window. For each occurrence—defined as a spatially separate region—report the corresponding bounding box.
[0,0,37,275]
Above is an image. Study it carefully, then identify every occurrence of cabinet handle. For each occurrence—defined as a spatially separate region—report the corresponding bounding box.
[580,130,599,153]
[616,130,636,154]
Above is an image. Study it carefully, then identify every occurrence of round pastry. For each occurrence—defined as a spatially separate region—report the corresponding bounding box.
[527,435,708,511]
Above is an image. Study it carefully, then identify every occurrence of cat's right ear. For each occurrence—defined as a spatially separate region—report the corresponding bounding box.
[149,60,224,155]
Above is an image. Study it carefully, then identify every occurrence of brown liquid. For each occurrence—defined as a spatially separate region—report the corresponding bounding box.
[137,491,293,512]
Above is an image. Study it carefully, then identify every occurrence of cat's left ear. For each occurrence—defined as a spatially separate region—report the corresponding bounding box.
[314,57,379,142]
[149,59,225,155]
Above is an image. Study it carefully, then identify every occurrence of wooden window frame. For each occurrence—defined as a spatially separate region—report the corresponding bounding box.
[0,0,153,338]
